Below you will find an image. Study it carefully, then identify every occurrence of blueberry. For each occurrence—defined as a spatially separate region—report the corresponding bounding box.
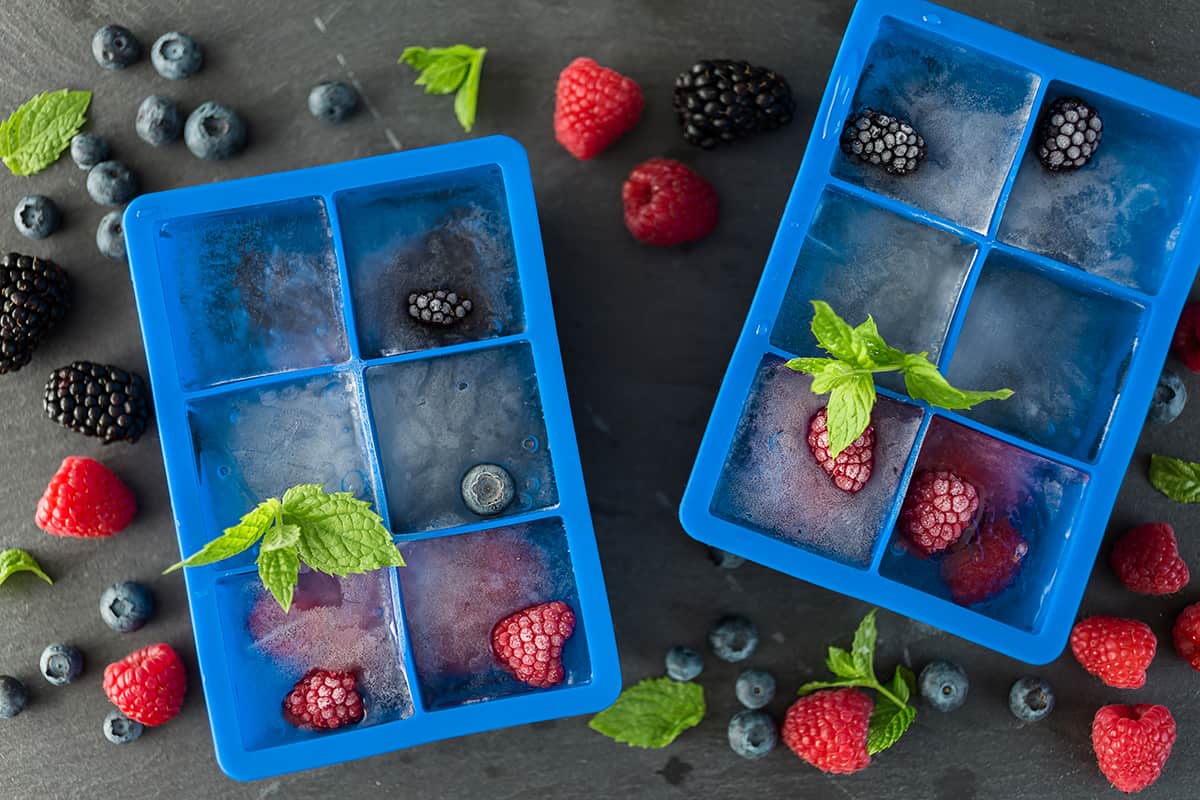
[103,709,144,744]
[87,161,139,206]
[1147,367,1187,425]
[919,660,968,712]
[97,210,126,261]
[727,710,777,759]
[0,675,28,718]
[92,25,141,70]
[1009,676,1054,723]
[151,32,203,80]
[709,615,758,663]
[461,463,515,515]
[39,644,84,686]
[735,669,776,709]
[708,547,745,569]
[70,133,110,170]
[13,195,60,239]
[184,102,247,160]
[309,81,360,124]
[135,95,182,146]
[100,581,155,633]
[665,646,703,681]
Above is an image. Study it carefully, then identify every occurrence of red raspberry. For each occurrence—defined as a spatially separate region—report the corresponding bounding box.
[899,470,979,555]
[622,158,718,246]
[807,408,874,493]
[781,688,873,774]
[283,669,365,730]
[35,456,136,538]
[1172,602,1200,671]
[103,643,186,726]
[1110,523,1189,595]
[554,57,643,160]
[1070,616,1157,689]
[491,600,575,688]
[1171,302,1200,372]
[1092,704,1176,793]
[941,518,1029,605]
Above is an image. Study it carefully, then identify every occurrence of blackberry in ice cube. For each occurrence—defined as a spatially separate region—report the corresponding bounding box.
[408,289,474,327]
[1036,96,1102,172]
[840,109,926,175]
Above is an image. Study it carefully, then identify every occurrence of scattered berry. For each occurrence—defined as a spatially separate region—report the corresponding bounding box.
[309,81,359,123]
[709,615,758,663]
[728,709,778,759]
[1092,704,1175,794]
[900,470,979,555]
[735,669,776,709]
[103,643,185,726]
[941,518,1029,605]
[283,668,365,730]
[1070,616,1157,689]
[92,24,141,70]
[103,709,144,744]
[0,253,71,374]
[97,210,126,261]
[1172,302,1200,372]
[919,660,968,712]
[553,57,643,160]
[1037,96,1103,172]
[673,59,794,149]
[86,161,139,206]
[13,195,60,239]
[708,547,745,569]
[184,102,247,160]
[150,32,203,80]
[1008,676,1054,723]
[135,95,183,146]
[1172,602,1200,671]
[808,407,874,493]
[665,646,703,682]
[99,581,155,633]
[841,109,926,175]
[408,288,473,326]
[70,133,109,170]
[491,600,576,687]
[1110,523,1189,595]
[43,361,151,444]
[39,643,84,686]
[460,463,515,515]
[1147,368,1187,425]
[782,688,873,774]
[622,158,718,246]
[36,456,137,538]
[0,675,28,718]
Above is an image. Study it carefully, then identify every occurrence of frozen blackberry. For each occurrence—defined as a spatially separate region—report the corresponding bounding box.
[92,24,141,70]
[0,253,71,373]
[408,289,473,326]
[673,59,794,149]
[135,95,183,146]
[151,32,203,80]
[840,109,926,175]
[1037,96,1102,172]
[43,361,151,444]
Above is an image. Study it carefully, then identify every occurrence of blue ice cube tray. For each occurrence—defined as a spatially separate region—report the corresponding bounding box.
[681,0,1200,664]
[124,136,620,780]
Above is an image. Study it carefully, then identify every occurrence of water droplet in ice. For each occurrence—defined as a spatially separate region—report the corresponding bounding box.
[521,435,539,453]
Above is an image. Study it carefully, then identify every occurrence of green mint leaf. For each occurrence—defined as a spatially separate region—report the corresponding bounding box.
[164,498,278,573]
[589,677,705,748]
[262,523,301,551]
[257,542,300,613]
[398,47,439,72]
[785,356,841,376]
[826,646,861,679]
[288,490,404,575]
[0,548,52,586]
[902,354,1013,410]
[453,47,486,132]
[887,665,914,705]
[810,361,863,395]
[0,89,91,176]
[825,373,876,459]
[850,608,878,677]
[867,703,916,755]
[797,678,870,695]
[853,316,906,368]
[1149,454,1200,503]
[810,301,874,368]
[399,44,486,132]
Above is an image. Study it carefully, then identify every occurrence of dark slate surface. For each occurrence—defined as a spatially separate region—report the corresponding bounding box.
[0,1,1196,797]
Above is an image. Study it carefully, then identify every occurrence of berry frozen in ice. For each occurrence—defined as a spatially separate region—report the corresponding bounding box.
[1037,96,1102,172]
[941,517,1028,605]
[491,600,576,688]
[900,470,979,555]
[461,463,515,515]
[408,288,473,327]
[283,668,365,730]
[841,109,926,175]
[808,407,874,493]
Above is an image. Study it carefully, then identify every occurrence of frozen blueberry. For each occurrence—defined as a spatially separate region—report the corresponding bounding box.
[92,24,141,70]
[461,463,515,515]
[135,95,182,146]
[708,547,745,569]
[308,81,359,124]
[1147,367,1187,425]
[100,581,155,633]
[13,195,60,239]
[735,669,776,709]
[184,102,247,160]
[665,646,703,682]
[709,615,758,663]
[151,32,203,80]
[1009,676,1054,723]
[39,643,84,686]
[70,133,110,170]
[87,161,139,206]
[103,709,144,744]
[919,660,968,712]
[727,710,777,759]
[0,675,28,718]
[97,210,126,261]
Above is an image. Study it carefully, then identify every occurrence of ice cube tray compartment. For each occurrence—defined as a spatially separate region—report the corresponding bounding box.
[681,0,1200,665]
[124,137,620,780]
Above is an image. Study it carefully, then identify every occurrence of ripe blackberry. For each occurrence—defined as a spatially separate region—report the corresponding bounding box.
[408,289,473,326]
[44,361,151,444]
[0,253,71,373]
[673,59,794,149]
[840,109,926,175]
[1037,96,1102,172]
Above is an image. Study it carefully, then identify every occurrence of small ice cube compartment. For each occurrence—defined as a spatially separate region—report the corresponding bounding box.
[681,0,1200,664]
[124,137,619,780]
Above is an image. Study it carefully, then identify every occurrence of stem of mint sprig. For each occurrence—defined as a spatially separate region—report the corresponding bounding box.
[786,301,1014,459]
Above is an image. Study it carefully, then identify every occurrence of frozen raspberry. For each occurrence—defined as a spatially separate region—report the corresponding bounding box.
[283,669,365,730]
[941,518,1029,605]
[103,643,186,726]
[1172,602,1200,672]
[899,470,979,555]
[781,688,873,774]
[554,57,643,160]
[36,456,136,538]
[1171,302,1200,372]
[491,600,576,688]
[807,408,874,493]
[1110,523,1189,595]
[1070,616,1157,689]
[1092,704,1176,793]
[622,158,718,246]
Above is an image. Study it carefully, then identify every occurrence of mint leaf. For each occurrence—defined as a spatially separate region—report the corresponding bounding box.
[164,498,278,573]
[826,646,859,679]
[851,608,878,676]
[454,47,486,132]
[811,301,873,368]
[0,90,91,176]
[399,44,486,132]
[257,542,300,613]
[810,361,864,395]
[589,677,705,748]
[867,703,916,755]
[853,316,906,368]
[902,354,1013,410]
[1149,454,1200,503]
[785,356,841,375]
[887,665,914,705]
[826,373,876,459]
[288,490,404,575]
[262,523,301,551]
[0,548,52,586]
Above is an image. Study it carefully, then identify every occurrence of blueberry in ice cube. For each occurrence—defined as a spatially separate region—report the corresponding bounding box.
[92,24,141,70]
[39,643,84,686]
[135,95,182,146]
[461,463,515,516]
[13,195,60,239]
[665,645,703,681]
[70,133,109,170]
[309,81,359,124]
[728,710,777,759]
[1147,367,1187,425]
[184,102,247,159]
[100,581,155,633]
[96,210,126,261]
[151,32,203,80]
[87,161,139,206]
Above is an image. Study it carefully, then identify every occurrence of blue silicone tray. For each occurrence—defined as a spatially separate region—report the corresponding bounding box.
[681,0,1200,664]
[124,136,620,780]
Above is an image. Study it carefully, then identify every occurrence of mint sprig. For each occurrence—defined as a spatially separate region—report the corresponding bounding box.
[0,89,91,176]
[1149,454,1200,503]
[0,548,53,587]
[165,484,404,612]
[798,609,916,756]
[589,677,706,749]
[399,45,486,132]
[787,301,1013,458]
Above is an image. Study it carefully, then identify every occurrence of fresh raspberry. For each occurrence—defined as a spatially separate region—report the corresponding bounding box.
[35,456,136,538]
[1110,523,1189,595]
[1092,704,1176,793]
[899,470,979,555]
[781,688,873,774]
[1070,616,1157,689]
[622,158,718,246]
[1172,602,1200,671]
[941,517,1029,605]
[491,600,576,688]
[554,57,643,160]
[1171,302,1200,372]
[283,669,365,730]
[103,643,186,726]
[807,408,874,493]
